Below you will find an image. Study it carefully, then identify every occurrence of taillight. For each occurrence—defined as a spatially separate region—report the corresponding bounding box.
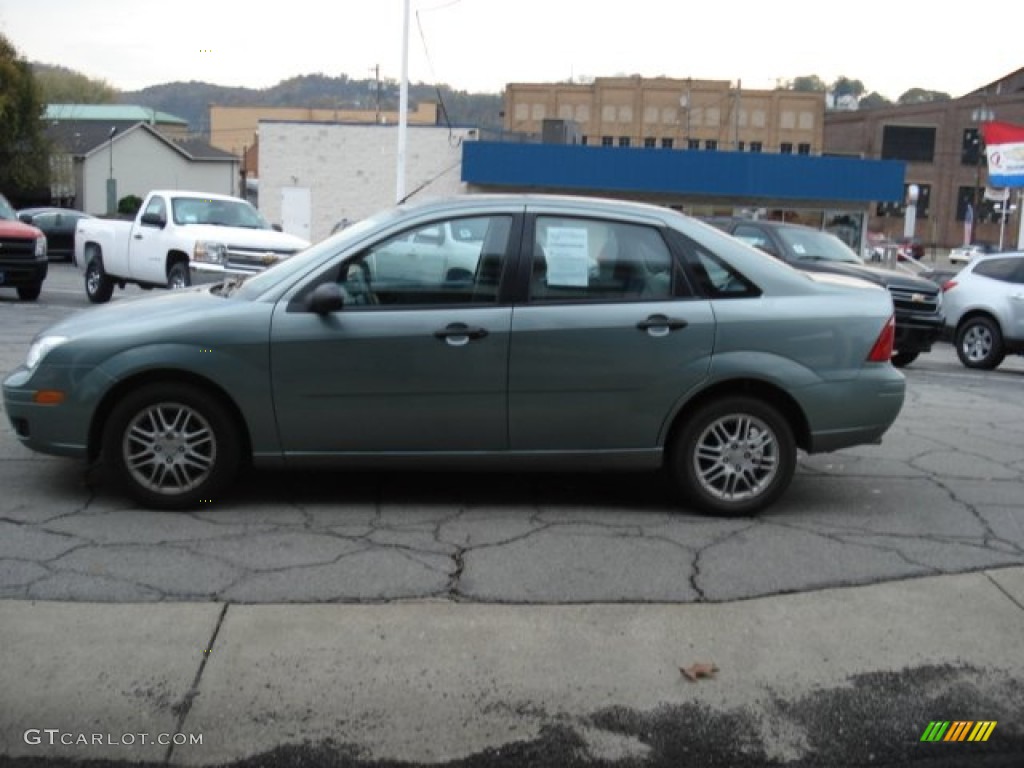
[941,279,957,293]
[868,315,895,363]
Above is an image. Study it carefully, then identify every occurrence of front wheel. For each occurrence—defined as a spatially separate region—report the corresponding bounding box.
[167,261,191,290]
[668,396,796,517]
[890,350,919,368]
[102,382,241,510]
[85,257,114,303]
[955,316,1005,370]
[17,283,42,301]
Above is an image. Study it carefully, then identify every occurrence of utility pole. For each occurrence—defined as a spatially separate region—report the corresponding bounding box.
[396,0,409,202]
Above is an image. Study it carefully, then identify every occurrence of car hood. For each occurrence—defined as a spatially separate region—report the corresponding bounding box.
[0,219,42,238]
[183,224,309,251]
[799,260,939,292]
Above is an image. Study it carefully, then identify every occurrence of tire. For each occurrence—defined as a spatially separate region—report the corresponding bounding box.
[17,283,42,301]
[890,351,919,368]
[84,254,114,303]
[167,261,191,290]
[102,382,241,510]
[669,396,796,517]
[955,316,1005,370]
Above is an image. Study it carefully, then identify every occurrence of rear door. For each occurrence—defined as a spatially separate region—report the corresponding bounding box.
[507,212,716,452]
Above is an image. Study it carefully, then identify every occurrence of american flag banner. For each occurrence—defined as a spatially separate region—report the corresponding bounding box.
[982,121,1024,187]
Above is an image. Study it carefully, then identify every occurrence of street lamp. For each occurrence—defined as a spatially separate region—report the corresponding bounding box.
[106,126,118,215]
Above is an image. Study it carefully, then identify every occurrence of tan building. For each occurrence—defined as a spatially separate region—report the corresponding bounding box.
[504,76,824,154]
[825,68,1024,249]
[209,103,440,157]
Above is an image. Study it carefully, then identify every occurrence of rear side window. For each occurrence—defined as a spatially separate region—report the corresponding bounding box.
[680,242,761,299]
[972,258,1022,283]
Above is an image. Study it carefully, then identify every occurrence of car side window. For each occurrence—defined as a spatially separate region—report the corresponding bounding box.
[732,224,776,256]
[973,257,1020,283]
[143,197,166,226]
[529,217,675,302]
[339,215,511,307]
[682,243,761,299]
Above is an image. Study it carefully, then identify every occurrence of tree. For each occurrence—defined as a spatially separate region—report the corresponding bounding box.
[0,34,49,195]
[788,75,827,92]
[898,88,951,105]
[32,63,118,104]
[831,76,866,100]
[858,92,893,110]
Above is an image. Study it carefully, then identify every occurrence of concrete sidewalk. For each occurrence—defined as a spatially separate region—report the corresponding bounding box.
[2,568,1024,767]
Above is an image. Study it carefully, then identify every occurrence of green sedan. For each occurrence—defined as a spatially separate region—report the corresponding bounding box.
[3,195,905,515]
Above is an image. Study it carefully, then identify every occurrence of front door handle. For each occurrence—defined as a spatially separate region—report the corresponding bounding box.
[434,323,489,346]
[636,314,688,334]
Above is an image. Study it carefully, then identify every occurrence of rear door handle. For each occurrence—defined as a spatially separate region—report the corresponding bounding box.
[637,314,688,334]
[434,323,489,346]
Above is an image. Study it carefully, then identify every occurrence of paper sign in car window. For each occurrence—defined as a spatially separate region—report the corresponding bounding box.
[544,227,590,287]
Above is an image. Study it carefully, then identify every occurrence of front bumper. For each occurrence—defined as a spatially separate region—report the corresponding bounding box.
[0,259,48,288]
[893,314,944,354]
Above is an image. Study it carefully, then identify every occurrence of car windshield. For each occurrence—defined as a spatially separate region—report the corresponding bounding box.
[778,228,863,264]
[231,207,403,300]
[171,196,271,229]
[0,194,16,221]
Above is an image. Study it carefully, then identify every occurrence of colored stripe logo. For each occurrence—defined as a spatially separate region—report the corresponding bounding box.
[920,721,997,742]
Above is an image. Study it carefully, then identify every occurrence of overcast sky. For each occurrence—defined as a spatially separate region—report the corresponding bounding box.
[0,0,1016,100]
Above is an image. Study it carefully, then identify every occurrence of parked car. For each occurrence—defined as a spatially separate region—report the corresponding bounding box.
[0,193,48,300]
[3,195,906,516]
[941,251,1024,369]
[948,242,999,266]
[17,207,94,261]
[705,217,944,367]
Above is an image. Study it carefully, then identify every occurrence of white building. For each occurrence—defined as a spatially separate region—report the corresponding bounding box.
[257,121,475,242]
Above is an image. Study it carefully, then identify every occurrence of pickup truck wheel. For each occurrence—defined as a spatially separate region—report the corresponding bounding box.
[102,382,241,510]
[17,283,41,301]
[167,262,191,290]
[668,396,796,517]
[85,258,114,303]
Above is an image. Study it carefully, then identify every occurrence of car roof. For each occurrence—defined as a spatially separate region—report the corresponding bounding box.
[703,216,819,233]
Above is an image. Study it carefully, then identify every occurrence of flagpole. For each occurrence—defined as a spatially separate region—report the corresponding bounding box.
[396,0,409,203]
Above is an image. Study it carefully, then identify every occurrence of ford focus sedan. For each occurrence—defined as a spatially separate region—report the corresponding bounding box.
[3,195,906,516]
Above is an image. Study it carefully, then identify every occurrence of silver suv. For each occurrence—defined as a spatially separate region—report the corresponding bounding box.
[941,252,1024,369]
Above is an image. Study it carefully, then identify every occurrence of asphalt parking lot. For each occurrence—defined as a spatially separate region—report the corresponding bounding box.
[1,263,1022,766]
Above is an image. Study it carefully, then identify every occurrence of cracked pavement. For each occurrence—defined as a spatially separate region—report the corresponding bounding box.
[1,273,1022,605]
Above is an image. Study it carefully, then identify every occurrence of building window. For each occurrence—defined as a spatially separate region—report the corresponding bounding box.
[736,141,745,152]
[881,125,936,163]
[956,186,1000,223]
[750,142,763,153]
[877,184,932,219]
[705,140,718,151]
[581,136,588,146]
[961,128,982,165]
[643,137,656,148]
[781,143,793,154]
[687,138,700,150]
[798,112,815,130]
[661,138,674,149]
[601,136,613,147]
[618,136,631,147]
[797,143,811,155]
[531,104,546,121]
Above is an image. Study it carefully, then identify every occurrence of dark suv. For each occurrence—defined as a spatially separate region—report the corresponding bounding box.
[0,193,48,300]
[706,218,943,367]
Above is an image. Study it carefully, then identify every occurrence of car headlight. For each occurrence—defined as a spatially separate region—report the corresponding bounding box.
[26,335,68,370]
[35,235,47,259]
[194,241,228,264]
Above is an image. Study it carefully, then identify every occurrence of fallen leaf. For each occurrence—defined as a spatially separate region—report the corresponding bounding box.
[680,662,718,682]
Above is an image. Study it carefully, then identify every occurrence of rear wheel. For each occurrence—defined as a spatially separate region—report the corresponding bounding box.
[17,283,41,301]
[669,396,796,517]
[84,254,114,303]
[102,382,241,510]
[955,316,1005,370]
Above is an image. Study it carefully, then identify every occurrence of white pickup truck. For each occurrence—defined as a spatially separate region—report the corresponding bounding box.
[74,190,309,303]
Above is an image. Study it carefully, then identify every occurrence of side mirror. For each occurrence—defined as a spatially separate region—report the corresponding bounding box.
[272,223,283,232]
[140,212,166,228]
[309,282,344,314]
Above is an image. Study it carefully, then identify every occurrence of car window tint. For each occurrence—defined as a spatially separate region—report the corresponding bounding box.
[529,217,674,303]
[973,258,1019,283]
[682,244,760,299]
[342,215,511,307]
